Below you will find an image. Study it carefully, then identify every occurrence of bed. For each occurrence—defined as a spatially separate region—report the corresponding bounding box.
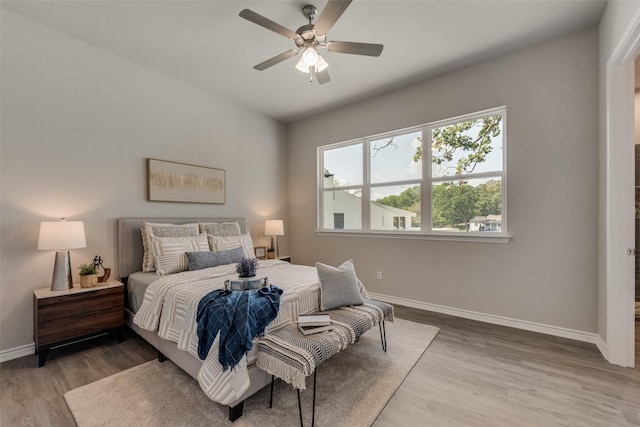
[118,217,322,421]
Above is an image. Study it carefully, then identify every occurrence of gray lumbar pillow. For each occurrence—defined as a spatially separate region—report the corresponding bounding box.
[186,247,245,271]
[316,259,365,311]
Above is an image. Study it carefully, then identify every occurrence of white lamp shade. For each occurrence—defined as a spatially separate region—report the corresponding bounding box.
[37,220,87,250]
[264,219,284,236]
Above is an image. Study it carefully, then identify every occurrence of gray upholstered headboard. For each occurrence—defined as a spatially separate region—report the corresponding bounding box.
[117,217,246,279]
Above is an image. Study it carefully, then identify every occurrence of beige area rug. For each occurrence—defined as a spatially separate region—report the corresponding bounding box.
[64,319,439,427]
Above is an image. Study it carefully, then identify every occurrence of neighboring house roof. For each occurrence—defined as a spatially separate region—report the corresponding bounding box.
[370,201,417,217]
[329,187,416,218]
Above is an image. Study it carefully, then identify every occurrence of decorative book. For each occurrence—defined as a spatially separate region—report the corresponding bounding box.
[298,323,334,335]
[297,313,331,327]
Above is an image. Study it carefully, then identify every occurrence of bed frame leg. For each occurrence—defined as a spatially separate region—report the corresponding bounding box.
[157,351,167,362]
[229,401,244,422]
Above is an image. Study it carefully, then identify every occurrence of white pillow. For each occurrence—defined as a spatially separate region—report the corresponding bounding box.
[207,232,255,259]
[152,234,209,275]
[141,221,199,272]
[316,259,365,311]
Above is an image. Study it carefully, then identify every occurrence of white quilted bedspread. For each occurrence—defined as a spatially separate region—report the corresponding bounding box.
[133,260,320,405]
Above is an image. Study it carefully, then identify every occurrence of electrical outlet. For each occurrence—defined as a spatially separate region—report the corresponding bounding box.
[376,271,382,280]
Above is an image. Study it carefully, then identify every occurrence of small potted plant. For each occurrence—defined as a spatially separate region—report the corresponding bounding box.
[236,257,258,278]
[223,258,264,291]
[78,263,98,288]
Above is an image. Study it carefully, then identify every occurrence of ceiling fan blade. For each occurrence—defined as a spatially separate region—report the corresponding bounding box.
[314,0,353,36]
[253,49,299,71]
[239,9,301,42]
[316,68,331,85]
[326,41,384,57]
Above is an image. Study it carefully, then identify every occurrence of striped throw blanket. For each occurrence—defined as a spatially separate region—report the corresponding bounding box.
[196,285,282,368]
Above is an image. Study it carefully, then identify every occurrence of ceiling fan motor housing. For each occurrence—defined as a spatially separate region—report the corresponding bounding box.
[302,5,318,22]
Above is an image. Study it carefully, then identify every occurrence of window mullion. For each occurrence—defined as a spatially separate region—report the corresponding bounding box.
[362,139,371,231]
[317,147,324,230]
[423,126,432,233]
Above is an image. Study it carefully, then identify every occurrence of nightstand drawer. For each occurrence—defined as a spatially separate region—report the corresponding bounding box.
[37,287,122,322]
[37,305,123,346]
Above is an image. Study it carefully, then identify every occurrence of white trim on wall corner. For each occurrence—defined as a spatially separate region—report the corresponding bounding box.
[0,343,35,364]
[369,292,601,346]
[596,335,608,362]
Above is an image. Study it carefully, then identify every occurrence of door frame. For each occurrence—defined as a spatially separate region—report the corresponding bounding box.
[604,11,640,367]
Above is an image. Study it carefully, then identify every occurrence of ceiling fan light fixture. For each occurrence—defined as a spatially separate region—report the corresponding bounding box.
[315,54,329,72]
[295,56,310,73]
[301,46,319,67]
[295,53,329,74]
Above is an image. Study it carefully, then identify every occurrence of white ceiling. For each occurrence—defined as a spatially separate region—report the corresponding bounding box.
[2,0,607,123]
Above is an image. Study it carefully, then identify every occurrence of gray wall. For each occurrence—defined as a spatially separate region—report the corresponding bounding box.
[0,11,288,352]
[288,29,599,332]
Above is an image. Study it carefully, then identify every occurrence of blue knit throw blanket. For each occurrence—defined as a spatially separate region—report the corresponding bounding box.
[196,285,282,370]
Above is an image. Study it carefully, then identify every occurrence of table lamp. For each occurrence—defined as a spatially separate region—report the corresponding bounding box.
[264,219,284,259]
[38,219,87,291]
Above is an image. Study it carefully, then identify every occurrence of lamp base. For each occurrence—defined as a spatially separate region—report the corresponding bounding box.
[271,236,279,259]
[51,250,72,291]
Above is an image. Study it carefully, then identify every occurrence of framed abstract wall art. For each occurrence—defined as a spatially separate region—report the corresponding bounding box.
[147,158,226,204]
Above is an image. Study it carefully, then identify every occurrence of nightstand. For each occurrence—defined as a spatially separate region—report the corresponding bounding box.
[33,281,124,367]
[277,255,291,263]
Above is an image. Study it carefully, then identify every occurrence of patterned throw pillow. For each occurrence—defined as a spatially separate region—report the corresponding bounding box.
[207,232,255,259]
[141,222,200,272]
[316,259,365,311]
[152,234,209,275]
[198,222,242,237]
[185,247,245,271]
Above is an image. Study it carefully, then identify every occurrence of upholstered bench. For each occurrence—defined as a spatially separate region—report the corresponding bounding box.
[256,299,393,427]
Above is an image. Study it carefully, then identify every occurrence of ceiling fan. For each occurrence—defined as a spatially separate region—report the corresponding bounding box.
[239,0,383,84]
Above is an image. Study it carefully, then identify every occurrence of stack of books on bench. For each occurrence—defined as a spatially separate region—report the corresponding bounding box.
[297,313,334,335]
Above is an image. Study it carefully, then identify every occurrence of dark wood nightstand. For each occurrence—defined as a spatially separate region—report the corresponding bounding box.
[33,281,124,367]
[277,255,291,263]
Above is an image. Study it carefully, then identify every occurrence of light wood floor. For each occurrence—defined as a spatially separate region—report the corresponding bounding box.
[374,307,640,427]
[1,308,638,426]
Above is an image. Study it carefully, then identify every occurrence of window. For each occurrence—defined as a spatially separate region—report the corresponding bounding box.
[393,217,406,230]
[318,106,507,239]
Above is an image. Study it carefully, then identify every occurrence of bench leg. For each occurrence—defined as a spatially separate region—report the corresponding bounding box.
[311,369,317,427]
[297,389,304,427]
[379,320,387,352]
[269,375,275,408]
[228,401,244,422]
[297,369,318,427]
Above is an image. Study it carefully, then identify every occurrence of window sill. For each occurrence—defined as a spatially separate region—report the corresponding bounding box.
[315,230,512,243]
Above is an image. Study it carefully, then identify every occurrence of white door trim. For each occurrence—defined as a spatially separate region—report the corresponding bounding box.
[604,10,640,368]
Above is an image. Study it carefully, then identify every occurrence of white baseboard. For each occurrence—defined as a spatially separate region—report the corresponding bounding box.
[595,335,609,361]
[0,343,35,364]
[369,292,601,345]
[1,296,609,364]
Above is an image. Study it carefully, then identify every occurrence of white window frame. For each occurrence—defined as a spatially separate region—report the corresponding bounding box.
[317,106,510,243]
